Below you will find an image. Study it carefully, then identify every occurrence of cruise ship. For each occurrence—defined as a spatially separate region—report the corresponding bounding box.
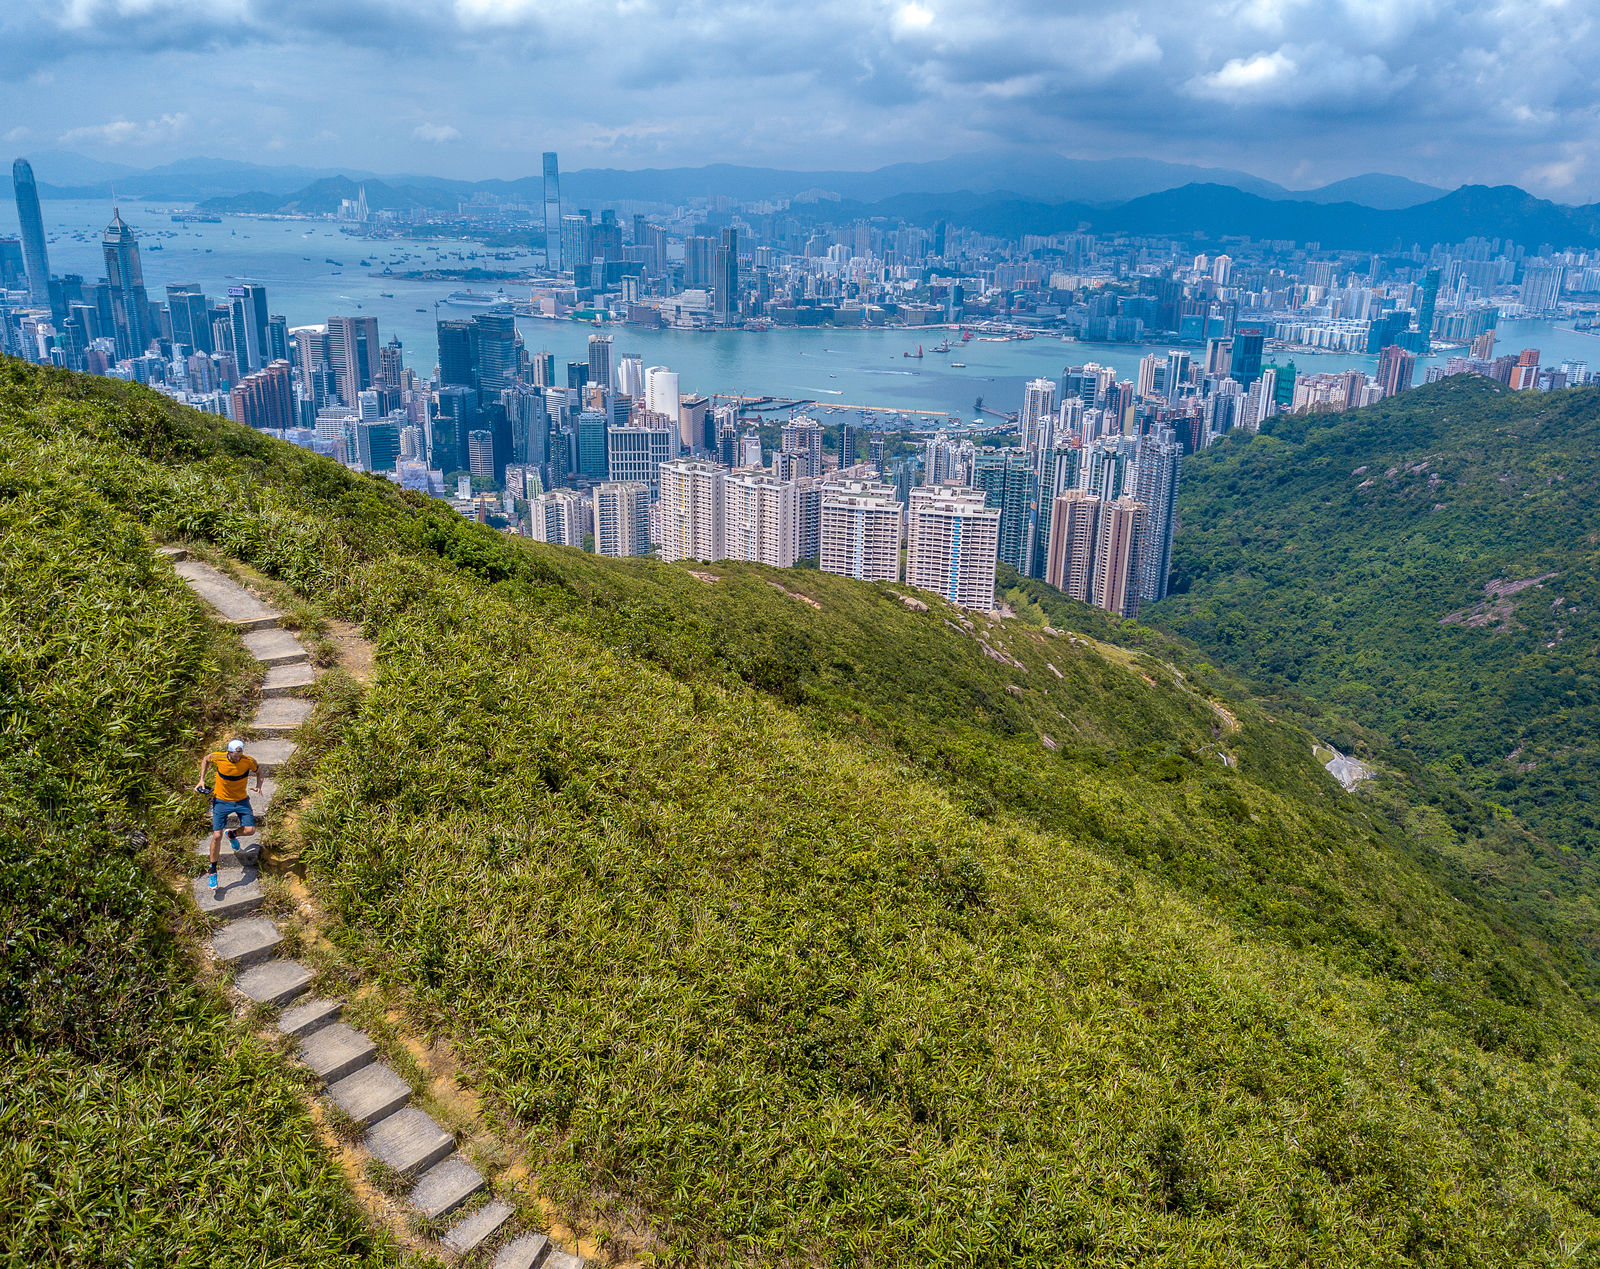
[445,289,514,311]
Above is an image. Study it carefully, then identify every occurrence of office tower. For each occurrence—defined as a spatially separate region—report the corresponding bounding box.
[530,489,587,546]
[432,385,479,474]
[780,418,824,478]
[1205,337,1232,376]
[504,384,550,469]
[12,159,51,306]
[905,485,1001,612]
[678,394,710,452]
[267,314,290,364]
[716,419,739,468]
[561,215,590,276]
[1228,329,1264,388]
[1376,343,1416,397]
[606,422,673,497]
[355,419,401,473]
[658,459,726,562]
[1133,426,1181,604]
[971,451,1036,572]
[683,235,716,288]
[291,325,333,404]
[166,284,212,355]
[644,366,680,427]
[467,430,496,481]
[1018,378,1057,451]
[588,333,615,391]
[616,354,645,399]
[1045,490,1100,601]
[225,282,269,372]
[437,318,475,387]
[715,226,739,323]
[576,409,609,480]
[474,312,518,391]
[102,208,151,361]
[1092,497,1145,619]
[820,481,901,581]
[724,470,798,566]
[1164,349,1192,401]
[379,337,406,389]
[594,482,651,557]
[327,315,380,407]
[1417,267,1440,341]
[542,152,562,268]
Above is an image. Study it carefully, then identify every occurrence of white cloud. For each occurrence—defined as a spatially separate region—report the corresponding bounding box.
[59,112,190,146]
[413,122,462,142]
[1190,49,1296,99]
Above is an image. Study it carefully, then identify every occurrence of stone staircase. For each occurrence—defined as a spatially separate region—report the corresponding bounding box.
[163,547,584,1268]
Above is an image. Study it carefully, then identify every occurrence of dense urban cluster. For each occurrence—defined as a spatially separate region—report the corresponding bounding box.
[3,152,1595,616]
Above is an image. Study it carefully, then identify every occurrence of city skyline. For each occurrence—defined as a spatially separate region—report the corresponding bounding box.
[3,2,1600,200]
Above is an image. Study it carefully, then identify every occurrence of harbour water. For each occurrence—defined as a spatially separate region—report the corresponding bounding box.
[6,199,1592,421]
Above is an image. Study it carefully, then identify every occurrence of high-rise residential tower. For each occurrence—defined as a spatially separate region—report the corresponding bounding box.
[1045,490,1100,602]
[905,485,1001,612]
[1132,426,1181,604]
[1018,378,1057,451]
[594,482,651,557]
[657,459,726,563]
[12,158,51,306]
[820,480,901,582]
[1091,496,1145,619]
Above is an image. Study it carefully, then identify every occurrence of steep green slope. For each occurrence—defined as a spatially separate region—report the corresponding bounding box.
[1151,378,1600,861]
[10,358,1600,1266]
[0,449,389,1263]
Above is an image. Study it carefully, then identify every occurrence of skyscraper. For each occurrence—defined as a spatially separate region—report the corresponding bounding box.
[542,153,562,269]
[1376,343,1416,397]
[605,423,673,497]
[1229,329,1264,388]
[1133,427,1181,604]
[227,283,269,373]
[166,283,213,355]
[971,451,1036,573]
[1091,497,1145,619]
[588,334,615,392]
[437,318,476,387]
[12,158,51,306]
[1018,378,1057,451]
[715,226,740,324]
[327,315,380,407]
[102,208,151,361]
[820,481,901,582]
[905,485,1001,612]
[724,470,799,567]
[780,418,824,478]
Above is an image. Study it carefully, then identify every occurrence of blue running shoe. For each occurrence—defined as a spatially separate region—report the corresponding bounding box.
[207,863,219,891]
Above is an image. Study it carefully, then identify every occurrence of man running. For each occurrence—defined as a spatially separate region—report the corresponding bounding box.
[196,739,263,891]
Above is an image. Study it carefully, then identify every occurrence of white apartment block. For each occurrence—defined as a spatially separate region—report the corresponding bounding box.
[905,484,1001,612]
[657,459,726,563]
[594,481,651,557]
[820,481,901,582]
[724,471,799,567]
[606,424,675,498]
[529,489,589,548]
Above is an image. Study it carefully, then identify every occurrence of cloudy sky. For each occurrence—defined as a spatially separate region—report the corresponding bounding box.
[3,0,1598,198]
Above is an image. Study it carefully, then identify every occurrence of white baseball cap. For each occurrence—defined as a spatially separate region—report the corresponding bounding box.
[227,739,245,753]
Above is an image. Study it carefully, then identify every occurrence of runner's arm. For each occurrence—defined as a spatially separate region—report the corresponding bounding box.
[253,759,263,794]
[195,753,211,795]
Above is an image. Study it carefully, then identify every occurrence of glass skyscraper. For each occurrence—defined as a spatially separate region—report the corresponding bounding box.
[12,158,51,306]
[101,208,151,361]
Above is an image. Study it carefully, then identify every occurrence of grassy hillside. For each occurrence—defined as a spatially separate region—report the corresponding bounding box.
[10,358,1600,1265]
[1150,377,1600,862]
[0,432,390,1263]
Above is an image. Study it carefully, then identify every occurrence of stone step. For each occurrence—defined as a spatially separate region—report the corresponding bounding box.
[248,738,297,776]
[442,1200,514,1256]
[298,1022,377,1085]
[243,627,311,667]
[192,863,263,917]
[543,1252,585,1269]
[234,958,314,1006]
[410,1156,485,1221]
[173,559,280,630]
[250,697,314,734]
[492,1234,551,1269]
[364,1107,453,1178]
[207,916,282,968]
[261,663,317,698]
[195,836,262,866]
[328,1062,411,1128]
[155,545,188,561]
[276,997,342,1038]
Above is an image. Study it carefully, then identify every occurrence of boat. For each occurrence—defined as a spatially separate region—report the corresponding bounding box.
[932,340,953,352]
[903,345,923,358]
[380,292,395,298]
[445,289,513,310]
[325,258,343,266]
[950,362,966,368]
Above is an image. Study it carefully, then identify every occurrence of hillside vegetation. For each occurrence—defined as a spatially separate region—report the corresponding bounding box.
[0,418,389,1263]
[1152,377,1600,864]
[9,358,1600,1265]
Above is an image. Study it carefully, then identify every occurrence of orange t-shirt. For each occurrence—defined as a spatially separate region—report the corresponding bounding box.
[208,752,259,801]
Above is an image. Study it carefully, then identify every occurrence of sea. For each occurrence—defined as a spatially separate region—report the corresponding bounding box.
[6,199,1595,424]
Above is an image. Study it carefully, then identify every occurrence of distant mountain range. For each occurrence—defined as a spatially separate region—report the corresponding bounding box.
[5,147,1450,211]
[11,149,1597,250]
